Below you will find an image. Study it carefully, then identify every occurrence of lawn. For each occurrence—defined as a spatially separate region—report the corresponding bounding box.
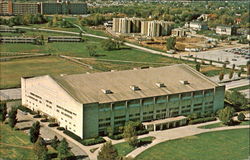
[0,56,93,89]
[198,120,250,129]
[0,123,35,160]
[135,129,250,160]
[114,136,155,157]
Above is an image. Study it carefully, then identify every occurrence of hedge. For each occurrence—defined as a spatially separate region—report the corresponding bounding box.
[189,117,216,125]
[18,105,36,114]
[33,115,41,118]
[63,130,106,146]
[57,127,65,131]
[48,123,59,127]
[109,134,123,140]
[82,137,106,146]
[40,119,48,122]
[137,130,149,136]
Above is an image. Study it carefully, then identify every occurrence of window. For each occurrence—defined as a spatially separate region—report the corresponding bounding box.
[156,96,167,104]
[128,100,140,108]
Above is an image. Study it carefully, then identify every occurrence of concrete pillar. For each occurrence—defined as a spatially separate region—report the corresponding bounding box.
[153,124,156,131]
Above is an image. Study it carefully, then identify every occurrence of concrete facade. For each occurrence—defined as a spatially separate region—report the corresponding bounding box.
[112,17,142,34]
[12,3,40,15]
[186,21,208,30]
[216,26,237,36]
[171,28,188,37]
[21,65,225,139]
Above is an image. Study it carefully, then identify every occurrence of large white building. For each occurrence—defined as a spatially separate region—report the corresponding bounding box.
[21,64,225,139]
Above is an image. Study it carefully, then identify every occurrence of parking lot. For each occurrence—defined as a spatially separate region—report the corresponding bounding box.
[194,47,249,66]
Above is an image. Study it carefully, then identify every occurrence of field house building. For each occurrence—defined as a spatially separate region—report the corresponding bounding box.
[21,64,225,139]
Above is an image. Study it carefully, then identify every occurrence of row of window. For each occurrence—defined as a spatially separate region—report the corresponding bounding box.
[56,105,77,116]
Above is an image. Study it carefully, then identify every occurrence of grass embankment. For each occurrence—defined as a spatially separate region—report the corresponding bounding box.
[229,85,250,92]
[198,120,250,129]
[114,136,155,157]
[0,56,93,89]
[136,129,250,160]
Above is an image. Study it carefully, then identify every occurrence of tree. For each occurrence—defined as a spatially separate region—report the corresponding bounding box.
[237,71,242,77]
[30,121,40,143]
[57,138,70,160]
[223,63,227,68]
[166,37,176,50]
[51,135,60,149]
[218,106,235,125]
[0,103,7,122]
[101,38,117,51]
[225,91,248,111]
[232,64,235,70]
[8,107,17,128]
[195,63,201,72]
[237,112,246,121]
[123,122,138,147]
[86,45,97,57]
[33,137,48,160]
[107,126,114,137]
[97,141,118,160]
[229,70,234,79]
[219,72,224,81]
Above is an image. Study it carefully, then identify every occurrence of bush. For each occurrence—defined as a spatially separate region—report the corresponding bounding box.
[33,115,41,118]
[109,134,123,140]
[48,123,59,127]
[189,117,216,125]
[82,137,106,146]
[57,127,65,131]
[136,129,149,136]
[63,130,82,141]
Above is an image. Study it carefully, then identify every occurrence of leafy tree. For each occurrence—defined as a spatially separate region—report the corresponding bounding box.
[30,121,41,143]
[86,45,97,57]
[123,122,138,147]
[33,137,48,160]
[57,138,70,160]
[219,72,224,81]
[97,141,118,160]
[225,91,248,111]
[232,64,235,70]
[102,38,117,51]
[229,70,234,79]
[8,107,17,128]
[237,112,246,121]
[51,135,60,149]
[0,103,7,122]
[237,71,242,77]
[218,106,235,125]
[107,126,114,137]
[195,63,201,72]
[166,37,176,50]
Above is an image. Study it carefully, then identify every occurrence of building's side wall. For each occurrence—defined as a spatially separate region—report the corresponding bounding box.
[97,88,223,135]
[21,76,83,138]
[12,3,40,15]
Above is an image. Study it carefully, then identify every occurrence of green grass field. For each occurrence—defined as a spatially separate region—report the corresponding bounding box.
[114,136,155,157]
[135,129,250,160]
[0,123,35,160]
[0,56,93,89]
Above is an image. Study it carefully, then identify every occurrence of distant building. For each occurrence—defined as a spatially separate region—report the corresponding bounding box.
[48,36,82,42]
[21,64,225,139]
[0,0,87,15]
[171,28,188,37]
[185,21,208,31]
[0,36,37,43]
[104,21,113,28]
[141,20,173,37]
[216,26,237,36]
[112,17,143,34]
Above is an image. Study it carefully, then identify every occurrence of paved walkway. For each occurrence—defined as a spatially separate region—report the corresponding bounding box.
[0,88,21,101]
[126,121,249,158]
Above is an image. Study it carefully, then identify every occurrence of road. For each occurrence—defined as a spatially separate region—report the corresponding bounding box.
[0,88,21,101]
[12,26,247,72]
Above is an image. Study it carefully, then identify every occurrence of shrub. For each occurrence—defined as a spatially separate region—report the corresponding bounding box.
[109,134,123,140]
[189,117,216,125]
[63,130,82,141]
[18,105,32,113]
[57,127,65,131]
[33,115,41,118]
[136,130,149,136]
[238,113,246,121]
[82,137,106,146]
[48,123,59,127]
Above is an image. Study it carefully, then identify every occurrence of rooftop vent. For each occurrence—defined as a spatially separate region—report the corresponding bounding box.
[180,80,189,85]
[101,89,112,94]
[156,82,165,88]
[130,85,140,91]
